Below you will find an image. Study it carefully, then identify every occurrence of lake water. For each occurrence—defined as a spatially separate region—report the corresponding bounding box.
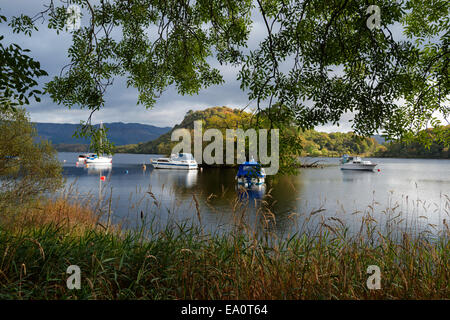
[58,152,450,238]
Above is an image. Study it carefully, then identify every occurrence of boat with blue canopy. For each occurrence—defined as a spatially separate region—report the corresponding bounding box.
[235,158,266,186]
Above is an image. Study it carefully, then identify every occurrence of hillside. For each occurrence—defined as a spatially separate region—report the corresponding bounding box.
[34,122,171,151]
[116,107,257,154]
[115,107,381,157]
[115,108,449,159]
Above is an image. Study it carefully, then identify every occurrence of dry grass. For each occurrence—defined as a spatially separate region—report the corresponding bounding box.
[0,188,448,300]
[3,198,98,233]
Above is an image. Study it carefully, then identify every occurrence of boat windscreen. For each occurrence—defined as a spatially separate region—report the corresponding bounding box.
[237,164,263,177]
[243,165,260,171]
[177,153,194,160]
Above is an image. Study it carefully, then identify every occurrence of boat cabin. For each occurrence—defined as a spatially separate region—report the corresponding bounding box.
[236,160,266,186]
[341,154,362,164]
[171,153,195,162]
[236,159,266,178]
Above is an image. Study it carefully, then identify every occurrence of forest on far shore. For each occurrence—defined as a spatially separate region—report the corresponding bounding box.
[114,107,449,159]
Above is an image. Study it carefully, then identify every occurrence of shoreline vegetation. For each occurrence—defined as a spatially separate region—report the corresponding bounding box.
[112,107,448,160]
[0,188,449,300]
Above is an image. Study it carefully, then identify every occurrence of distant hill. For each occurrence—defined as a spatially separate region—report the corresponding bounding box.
[371,134,387,144]
[34,122,171,151]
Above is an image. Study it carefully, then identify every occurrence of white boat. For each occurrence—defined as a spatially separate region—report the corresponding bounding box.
[85,154,112,164]
[340,155,377,171]
[151,153,198,170]
[86,121,112,164]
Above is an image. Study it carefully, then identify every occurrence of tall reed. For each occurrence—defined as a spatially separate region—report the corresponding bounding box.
[0,186,448,300]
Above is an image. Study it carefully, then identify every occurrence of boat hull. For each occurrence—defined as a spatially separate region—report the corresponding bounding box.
[341,164,377,171]
[236,177,265,186]
[86,157,112,164]
[152,162,198,170]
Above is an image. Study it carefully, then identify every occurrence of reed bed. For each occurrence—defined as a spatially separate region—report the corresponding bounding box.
[1,203,95,236]
[0,187,448,300]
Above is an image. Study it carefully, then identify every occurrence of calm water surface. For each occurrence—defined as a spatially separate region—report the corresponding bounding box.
[58,153,450,237]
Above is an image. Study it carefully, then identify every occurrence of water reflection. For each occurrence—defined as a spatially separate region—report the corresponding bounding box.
[236,184,266,201]
[85,163,113,175]
[149,169,198,189]
[341,170,377,182]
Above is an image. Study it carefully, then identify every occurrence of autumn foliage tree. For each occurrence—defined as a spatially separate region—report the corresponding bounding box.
[0,108,62,210]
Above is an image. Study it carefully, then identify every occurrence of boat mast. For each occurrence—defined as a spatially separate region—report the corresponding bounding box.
[100,121,103,156]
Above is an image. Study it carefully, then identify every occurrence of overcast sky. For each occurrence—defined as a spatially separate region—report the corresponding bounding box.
[1,1,402,132]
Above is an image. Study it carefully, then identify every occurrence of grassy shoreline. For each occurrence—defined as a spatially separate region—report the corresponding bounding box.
[0,196,448,300]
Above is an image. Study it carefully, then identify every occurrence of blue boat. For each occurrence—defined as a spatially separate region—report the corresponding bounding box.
[235,158,266,186]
